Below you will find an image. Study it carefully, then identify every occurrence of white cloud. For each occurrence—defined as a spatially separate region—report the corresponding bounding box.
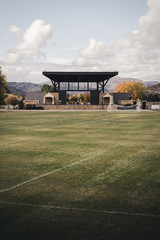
[47,57,72,65]
[1,61,75,83]
[9,25,23,39]
[74,38,114,70]
[113,0,160,80]
[5,19,53,64]
[74,0,160,81]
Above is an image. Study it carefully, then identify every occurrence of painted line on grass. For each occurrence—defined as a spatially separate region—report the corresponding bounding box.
[0,152,102,194]
[0,201,159,218]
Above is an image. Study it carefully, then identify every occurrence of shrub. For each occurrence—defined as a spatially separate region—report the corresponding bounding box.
[26,104,36,109]
[25,104,43,110]
[5,95,19,106]
[19,100,24,109]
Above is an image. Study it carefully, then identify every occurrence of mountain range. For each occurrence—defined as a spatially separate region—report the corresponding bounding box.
[7,76,159,95]
[147,83,160,94]
[7,82,42,95]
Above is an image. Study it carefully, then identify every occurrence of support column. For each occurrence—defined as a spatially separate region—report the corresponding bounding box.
[58,82,60,91]
[59,91,66,105]
[97,82,99,91]
[90,90,100,105]
[87,82,89,91]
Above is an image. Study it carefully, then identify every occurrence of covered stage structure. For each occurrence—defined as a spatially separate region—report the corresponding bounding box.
[42,71,118,105]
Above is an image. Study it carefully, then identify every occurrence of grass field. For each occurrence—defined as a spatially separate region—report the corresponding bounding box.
[0,110,160,240]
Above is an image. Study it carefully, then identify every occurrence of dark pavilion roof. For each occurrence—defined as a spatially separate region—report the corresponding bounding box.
[42,71,118,82]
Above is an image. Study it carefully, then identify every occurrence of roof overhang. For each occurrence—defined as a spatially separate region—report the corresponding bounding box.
[103,93,113,98]
[44,92,54,98]
[42,71,118,83]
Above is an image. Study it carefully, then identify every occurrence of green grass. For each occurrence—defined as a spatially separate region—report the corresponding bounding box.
[0,111,160,240]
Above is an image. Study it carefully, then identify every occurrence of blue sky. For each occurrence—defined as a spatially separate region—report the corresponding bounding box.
[1,0,160,83]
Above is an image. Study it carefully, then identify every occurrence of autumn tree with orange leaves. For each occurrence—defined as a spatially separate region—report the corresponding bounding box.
[115,81,147,100]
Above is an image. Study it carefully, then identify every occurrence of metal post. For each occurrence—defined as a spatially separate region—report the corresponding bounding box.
[87,82,89,91]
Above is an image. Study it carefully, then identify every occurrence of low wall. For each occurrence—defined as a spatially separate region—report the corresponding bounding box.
[147,102,160,110]
[42,104,108,110]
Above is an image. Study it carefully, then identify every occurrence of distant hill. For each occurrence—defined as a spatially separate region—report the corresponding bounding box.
[147,83,160,94]
[7,77,159,95]
[7,86,25,96]
[7,82,42,95]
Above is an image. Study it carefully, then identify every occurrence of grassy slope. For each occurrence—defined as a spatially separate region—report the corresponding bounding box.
[0,111,160,240]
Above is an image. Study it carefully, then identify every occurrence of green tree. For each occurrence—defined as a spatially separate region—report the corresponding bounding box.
[66,93,70,103]
[70,95,78,103]
[0,67,7,105]
[19,99,24,109]
[41,84,54,93]
[143,93,160,102]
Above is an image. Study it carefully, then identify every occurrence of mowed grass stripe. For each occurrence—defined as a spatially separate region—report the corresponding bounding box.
[0,201,160,218]
[0,152,102,193]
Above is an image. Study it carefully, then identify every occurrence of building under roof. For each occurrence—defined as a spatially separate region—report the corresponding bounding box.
[42,71,118,105]
[25,92,45,105]
[42,71,118,92]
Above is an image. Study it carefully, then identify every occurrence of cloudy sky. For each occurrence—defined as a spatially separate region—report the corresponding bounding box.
[0,0,159,83]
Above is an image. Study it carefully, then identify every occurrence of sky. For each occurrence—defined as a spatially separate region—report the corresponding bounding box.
[0,0,159,83]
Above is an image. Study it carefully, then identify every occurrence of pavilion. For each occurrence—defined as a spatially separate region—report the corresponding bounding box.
[42,71,118,105]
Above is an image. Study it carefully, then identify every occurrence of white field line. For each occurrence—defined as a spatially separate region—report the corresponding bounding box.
[0,152,102,194]
[0,201,159,218]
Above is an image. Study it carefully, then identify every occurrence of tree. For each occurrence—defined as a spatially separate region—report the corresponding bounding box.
[115,81,127,93]
[143,93,160,102]
[5,95,19,106]
[115,81,147,100]
[79,94,85,103]
[41,84,54,93]
[133,82,147,100]
[0,67,7,105]
[66,93,70,103]
[84,93,90,103]
[19,99,24,109]
[70,95,78,103]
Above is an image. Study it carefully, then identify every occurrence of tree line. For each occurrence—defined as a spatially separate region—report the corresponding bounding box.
[66,93,90,104]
